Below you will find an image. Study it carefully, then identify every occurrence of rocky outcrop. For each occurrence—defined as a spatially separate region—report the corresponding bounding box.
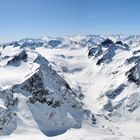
[126,64,140,85]
[125,54,140,85]
[0,90,17,135]
[8,52,94,136]
[48,40,62,47]
[7,50,27,66]
[88,39,129,65]
[100,38,114,46]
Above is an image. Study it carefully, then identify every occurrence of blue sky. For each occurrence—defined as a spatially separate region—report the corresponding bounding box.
[0,0,140,41]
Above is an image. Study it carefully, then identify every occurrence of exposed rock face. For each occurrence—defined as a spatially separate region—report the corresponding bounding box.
[133,49,140,55]
[9,41,20,47]
[4,52,94,136]
[16,63,90,136]
[0,90,17,135]
[2,35,140,138]
[21,42,44,48]
[115,41,123,45]
[18,38,44,49]
[79,37,98,48]
[99,84,140,119]
[125,56,140,64]
[126,62,140,85]
[88,47,101,58]
[125,54,140,85]
[100,38,114,46]
[48,40,62,47]
[96,42,140,120]
[105,84,125,99]
[88,39,129,65]
[7,50,27,66]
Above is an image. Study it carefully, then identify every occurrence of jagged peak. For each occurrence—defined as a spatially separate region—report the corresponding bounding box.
[7,50,28,66]
[100,38,114,46]
[115,41,123,45]
[34,53,49,66]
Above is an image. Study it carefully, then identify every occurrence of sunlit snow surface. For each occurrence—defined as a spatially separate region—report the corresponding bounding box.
[1,35,140,140]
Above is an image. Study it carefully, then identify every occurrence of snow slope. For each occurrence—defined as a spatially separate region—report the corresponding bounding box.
[1,35,140,139]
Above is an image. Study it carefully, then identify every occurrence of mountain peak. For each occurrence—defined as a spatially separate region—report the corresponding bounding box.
[100,38,114,46]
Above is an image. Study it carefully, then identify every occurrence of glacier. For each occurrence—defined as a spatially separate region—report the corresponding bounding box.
[0,35,140,140]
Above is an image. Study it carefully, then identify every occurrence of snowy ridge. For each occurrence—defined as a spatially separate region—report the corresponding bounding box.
[0,48,95,139]
[1,35,140,139]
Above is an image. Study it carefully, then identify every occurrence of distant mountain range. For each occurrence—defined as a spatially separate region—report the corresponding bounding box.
[0,35,140,140]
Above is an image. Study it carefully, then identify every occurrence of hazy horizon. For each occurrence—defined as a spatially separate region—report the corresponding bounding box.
[0,0,140,42]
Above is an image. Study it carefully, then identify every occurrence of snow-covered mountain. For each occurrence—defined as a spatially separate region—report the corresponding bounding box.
[1,35,140,140]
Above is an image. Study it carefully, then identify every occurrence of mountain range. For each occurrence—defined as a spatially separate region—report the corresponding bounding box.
[0,35,140,140]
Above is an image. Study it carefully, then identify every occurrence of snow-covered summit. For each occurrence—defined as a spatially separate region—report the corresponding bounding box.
[1,35,140,139]
[0,48,95,138]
